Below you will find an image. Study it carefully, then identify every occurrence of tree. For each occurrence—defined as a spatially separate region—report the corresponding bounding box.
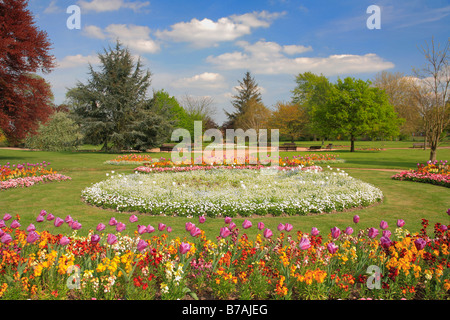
[67,41,168,152]
[412,37,450,161]
[372,71,422,138]
[226,71,262,128]
[0,0,55,145]
[25,111,82,151]
[234,97,271,136]
[314,77,402,152]
[268,102,308,142]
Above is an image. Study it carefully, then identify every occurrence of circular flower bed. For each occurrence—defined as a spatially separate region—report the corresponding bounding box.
[82,166,383,217]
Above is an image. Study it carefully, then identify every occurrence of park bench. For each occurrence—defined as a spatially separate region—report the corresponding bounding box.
[279,143,297,151]
[308,146,322,151]
[159,143,177,152]
[325,144,333,150]
[412,143,430,149]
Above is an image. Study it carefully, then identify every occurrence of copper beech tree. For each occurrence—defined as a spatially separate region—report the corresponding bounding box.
[0,0,55,145]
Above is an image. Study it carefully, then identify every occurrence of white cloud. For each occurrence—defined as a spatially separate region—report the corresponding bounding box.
[207,40,395,76]
[44,0,62,14]
[83,24,160,53]
[172,72,227,89]
[155,11,285,47]
[283,44,313,55]
[77,0,150,12]
[56,54,100,69]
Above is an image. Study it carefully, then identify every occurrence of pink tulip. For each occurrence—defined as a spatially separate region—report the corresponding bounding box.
[36,215,44,223]
[185,222,195,232]
[137,225,147,235]
[199,215,206,224]
[382,230,392,238]
[331,227,341,239]
[220,227,231,238]
[109,217,118,226]
[179,242,191,254]
[190,227,201,237]
[10,220,20,229]
[327,242,338,254]
[368,227,379,239]
[116,222,126,232]
[60,236,70,246]
[397,219,405,228]
[380,221,388,230]
[39,210,47,217]
[167,226,172,233]
[27,231,40,244]
[2,213,11,221]
[285,223,293,232]
[311,227,319,236]
[158,223,166,231]
[129,215,138,223]
[54,217,64,227]
[1,234,12,244]
[26,224,36,232]
[65,215,73,223]
[298,237,311,250]
[447,208,450,216]
[277,223,285,231]
[345,227,353,235]
[242,220,252,229]
[441,225,448,232]
[107,233,117,245]
[380,236,392,249]
[224,217,232,224]
[257,222,265,230]
[137,239,148,252]
[147,225,155,233]
[263,228,273,239]
[0,220,6,228]
[229,222,237,230]
[46,213,55,221]
[96,223,106,232]
[71,221,82,230]
[91,234,100,244]
[353,215,360,224]
[414,238,426,251]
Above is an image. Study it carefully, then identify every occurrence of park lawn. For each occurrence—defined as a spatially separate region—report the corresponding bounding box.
[0,145,449,241]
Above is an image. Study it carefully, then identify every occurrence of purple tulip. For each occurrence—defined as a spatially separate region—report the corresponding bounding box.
[190,227,201,237]
[27,231,40,244]
[263,228,273,239]
[158,223,166,231]
[26,224,36,232]
[129,215,138,223]
[285,223,293,232]
[109,217,118,226]
[71,221,82,230]
[91,234,100,244]
[65,215,73,224]
[1,234,12,244]
[380,236,392,249]
[199,215,206,224]
[220,227,231,238]
[54,217,64,227]
[2,214,11,221]
[299,237,311,250]
[257,222,265,230]
[353,215,360,224]
[229,222,237,230]
[345,227,353,235]
[0,220,6,228]
[10,220,20,229]
[441,225,448,232]
[147,225,155,234]
[243,220,252,229]
[382,230,392,238]
[311,227,319,236]
[137,225,147,235]
[179,242,191,255]
[60,236,70,246]
[39,210,47,217]
[368,227,379,239]
[137,239,148,252]
[46,213,55,221]
[397,219,405,228]
[331,227,341,239]
[327,242,338,254]
[414,238,426,251]
[96,223,106,232]
[36,215,44,223]
[224,217,232,224]
[116,222,126,232]
[380,221,388,230]
[107,234,117,245]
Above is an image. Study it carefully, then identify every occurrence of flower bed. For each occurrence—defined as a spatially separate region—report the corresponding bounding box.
[82,167,383,217]
[392,160,449,188]
[0,209,449,300]
[104,154,154,166]
[0,162,71,191]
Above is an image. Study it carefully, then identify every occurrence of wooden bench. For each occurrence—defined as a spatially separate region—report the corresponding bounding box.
[278,143,297,151]
[308,146,322,151]
[159,143,177,152]
[325,144,333,150]
[412,143,430,149]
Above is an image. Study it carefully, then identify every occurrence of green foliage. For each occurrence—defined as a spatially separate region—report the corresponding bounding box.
[25,111,82,151]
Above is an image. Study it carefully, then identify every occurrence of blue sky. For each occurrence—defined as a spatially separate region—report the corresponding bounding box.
[28,0,450,124]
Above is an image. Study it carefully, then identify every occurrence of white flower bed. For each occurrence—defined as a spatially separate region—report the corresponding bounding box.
[81,167,383,217]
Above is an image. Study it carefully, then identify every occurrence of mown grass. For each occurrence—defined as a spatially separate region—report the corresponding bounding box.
[0,141,449,241]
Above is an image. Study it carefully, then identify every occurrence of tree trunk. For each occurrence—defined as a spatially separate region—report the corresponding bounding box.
[429,147,437,162]
[350,134,355,152]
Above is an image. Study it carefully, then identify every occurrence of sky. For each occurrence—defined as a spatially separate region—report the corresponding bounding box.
[28,0,450,125]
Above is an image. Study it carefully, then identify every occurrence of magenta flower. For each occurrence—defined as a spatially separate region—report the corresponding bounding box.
[220,227,231,238]
[65,215,73,224]
[229,222,237,230]
[414,238,426,251]
[242,220,252,229]
[91,234,100,244]
[199,215,206,224]
[167,226,172,233]
[137,225,147,235]
[137,239,148,252]
[116,222,126,232]
[298,237,311,250]
[311,227,319,236]
[327,242,338,254]
[107,233,117,245]
[158,223,166,231]
[36,215,44,223]
[331,227,341,239]
[0,220,6,228]
[380,236,392,249]
[257,222,265,230]
[147,225,155,233]
[277,223,285,232]
[71,221,82,230]
[190,227,201,237]
[380,221,388,230]
[224,217,232,224]
[2,213,11,221]
[285,223,293,232]
[185,222,195,232]
[54,217,64,227]
[263,228,273,239]
[39,210,47,217]
[382,230,392,238]
[447,208,450,216]
[368,227,379,239]
[109,217,118,226]
[179,242,191,255]
[1,234,12,244]
[46,213,55,221]
[129,215,138,223]
[26,224,36,232]
[96,223,106,232]
[27,231,40,244]
[10,220,20,229]
[345,227,353,235]
[396,219,405,228]
[60,236,70,246]
[440,225,448,231]
[353,215,360,224]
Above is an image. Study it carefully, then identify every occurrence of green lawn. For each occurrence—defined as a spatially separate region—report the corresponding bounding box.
[1,142,449,241]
